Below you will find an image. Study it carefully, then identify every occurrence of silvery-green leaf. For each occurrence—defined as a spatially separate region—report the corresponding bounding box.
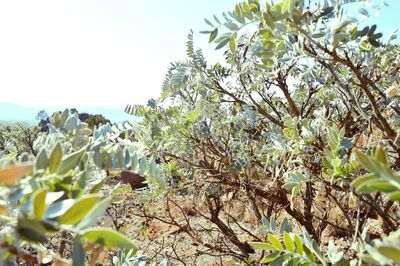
[64,116,79,130]
[36,149,48,170]
[131,154,139,171]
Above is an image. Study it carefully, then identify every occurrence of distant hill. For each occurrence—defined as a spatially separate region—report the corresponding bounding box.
[0,102,137,124]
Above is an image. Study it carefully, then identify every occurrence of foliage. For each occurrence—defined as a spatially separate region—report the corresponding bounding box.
[250,220,344,265]
[35,110,49,122]
[2,0,399,264]
[0,110,163,264]
[36,109,111,133]
[252,148,400,265]
[113,249,168,266]
[79,113,110,129]
[126,0,400,264]
[0,123,39,156]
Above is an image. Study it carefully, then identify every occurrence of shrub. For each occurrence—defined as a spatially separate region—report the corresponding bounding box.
[0,123,39,156]
[0,110,163,264]
[126,0,400,264]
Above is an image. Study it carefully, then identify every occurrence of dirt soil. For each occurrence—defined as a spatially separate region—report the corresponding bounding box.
[99,177,387,266]
[104,190,240,265]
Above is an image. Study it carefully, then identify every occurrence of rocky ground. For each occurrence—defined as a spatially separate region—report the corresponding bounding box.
[31,175,387,266]
[104,189,240,265]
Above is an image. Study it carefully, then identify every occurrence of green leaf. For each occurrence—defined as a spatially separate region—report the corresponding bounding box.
[368,25,377,36]
[388,191,400,201]
[204,18,214,27]
[71,172,87,198]
[355,151,400,188]
[17,216,47,243]
[209,28,218,43]
[215,37,230,50]
[292,8,303,24]
[271,2,289,20]
[48,143,63,173]
[327,240,343,263]
[312,32,325,39]
[51,111,61,127]
[78,128,92,136]
[229,32,237,53]
[213,14,221,25]
[131,154,139,171]
[281,182,298,189]
[351,26,358,40]
[275,40,284,51]
[368,38,380,47]
[115,147,124,169]
[371,33,383,40]
[72,236,86,266]
[260,251,281,263]
[149,158,157,177]
[225,21,239,31]
[261,11,274,28]
[351,174,378,189]
[59,195,99,225]
[261,58,276,68]
[260,29,274,40]
[249,241,276,250]
[258,50,275,59]
[41,218,59,233]
[365,180,397,193]
[235,4,242,18]
[294,235,304,255]
[359,26,369,37]
[242,2,250,14]
[93,149,102,168]
[187,110,201,123]
[89,178,106,193]
[331,158,342,168]
[359,8,369,17]
[378,246,400,264]
[139,156,147,174]
[60,109,70,128]
[259,40,275,50]
[291,185,300,199]
[77,197,112,230]
[57,150,84,175]
[83,227,139,250]
[333,32,348,45]
[64,116,79,130]
[100,148,112,169]
[36,149,48,170]
[355,151,385,177]
[44,199,76,219]
[283,232,294,252]
[375,147,388,165]
[32,188,47,220]
[283,0,294,14]
[268,234,283,250]
[279,217,290,234]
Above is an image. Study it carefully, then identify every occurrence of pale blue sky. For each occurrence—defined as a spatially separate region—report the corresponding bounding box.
[0,0,398,110]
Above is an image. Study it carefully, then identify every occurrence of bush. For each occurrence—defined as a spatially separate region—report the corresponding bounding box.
[0,110,163,264]
[126,0,400,264]
[37,109,110,132]
[0,123,39,156]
